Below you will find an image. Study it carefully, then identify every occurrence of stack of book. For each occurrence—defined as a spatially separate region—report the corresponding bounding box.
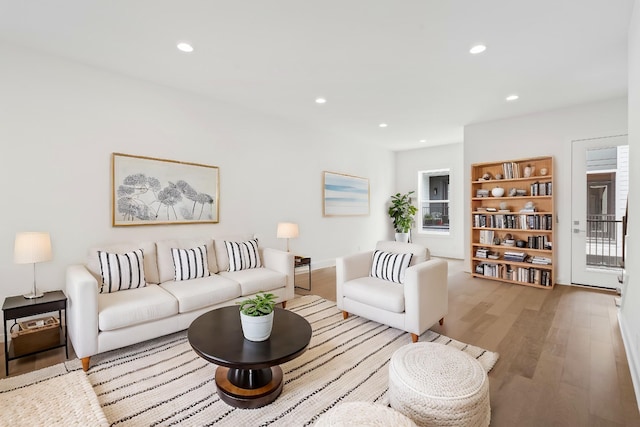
[530,256,552,265]
[503,251,527,262]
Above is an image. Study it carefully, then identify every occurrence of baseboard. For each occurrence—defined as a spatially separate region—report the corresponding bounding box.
[618,311,640,412]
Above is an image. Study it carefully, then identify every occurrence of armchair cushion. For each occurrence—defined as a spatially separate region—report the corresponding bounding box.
[375,241,428,266]
[343,276,405,313]
[370,250,412,284]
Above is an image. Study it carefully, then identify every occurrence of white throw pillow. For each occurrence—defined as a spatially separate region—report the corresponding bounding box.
[370,250,413,284]
[171,245,211,281]
[224,239,262,272]
[98,249,147,293]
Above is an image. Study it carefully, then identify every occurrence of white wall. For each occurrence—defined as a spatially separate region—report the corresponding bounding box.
[463,98,627,284]
[0,41,394,329]
[395,143,464,259]
[620,0,640,409]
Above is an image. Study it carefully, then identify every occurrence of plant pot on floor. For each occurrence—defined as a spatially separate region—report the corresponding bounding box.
[240,311,274,342]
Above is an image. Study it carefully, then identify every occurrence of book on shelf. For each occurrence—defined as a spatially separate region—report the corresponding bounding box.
[479,230,495,245]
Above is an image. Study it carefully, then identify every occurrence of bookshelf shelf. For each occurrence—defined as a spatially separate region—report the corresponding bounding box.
[470,156,555,289]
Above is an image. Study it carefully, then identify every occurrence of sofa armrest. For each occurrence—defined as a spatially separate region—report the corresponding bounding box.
[261,247,295,301]
[335,251,373,309]
[66,264,99,359]
[403,258,448,335]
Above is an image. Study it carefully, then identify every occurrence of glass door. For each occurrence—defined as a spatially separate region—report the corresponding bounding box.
[571,135,628,289]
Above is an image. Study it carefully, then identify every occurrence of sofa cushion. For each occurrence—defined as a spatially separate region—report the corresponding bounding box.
[343,276,405,313]
[98,249,147,293]
[225,239,262,272]
[98,284,178,331]
[219,268,286,296]
[171,245,210,281]
[156,238,218,283]
[213,234,254,272]
[375,241,429,266]
[370,250,412,284]
[87,241,159,284]
[160,275,241,313]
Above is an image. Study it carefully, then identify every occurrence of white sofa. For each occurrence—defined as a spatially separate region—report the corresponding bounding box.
[336,241,448,342]
[66,235,294,371]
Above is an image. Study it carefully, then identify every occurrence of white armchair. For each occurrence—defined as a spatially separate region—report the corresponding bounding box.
[336,241,448,342]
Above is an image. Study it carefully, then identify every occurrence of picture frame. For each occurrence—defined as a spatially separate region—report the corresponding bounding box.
[112,153,219,226]
[323,171,370,216]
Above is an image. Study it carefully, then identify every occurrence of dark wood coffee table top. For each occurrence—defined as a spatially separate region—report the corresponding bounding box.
[188,306,312,370]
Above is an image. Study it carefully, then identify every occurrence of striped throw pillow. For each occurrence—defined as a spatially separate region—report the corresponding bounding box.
[370,250,413,284]
[98,249,147,293]
[171,245,211,281]
[225,239,262,272]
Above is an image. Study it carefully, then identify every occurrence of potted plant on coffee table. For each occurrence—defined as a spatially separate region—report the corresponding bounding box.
[237,292,277,342]
[388,191,418,242]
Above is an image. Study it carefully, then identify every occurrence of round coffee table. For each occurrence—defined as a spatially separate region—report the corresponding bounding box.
[188,306,312,408]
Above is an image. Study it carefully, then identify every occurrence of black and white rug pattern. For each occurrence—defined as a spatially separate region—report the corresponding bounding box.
[2,295,499,426]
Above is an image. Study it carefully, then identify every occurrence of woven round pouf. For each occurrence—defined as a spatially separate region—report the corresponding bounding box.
[314,401,417,426]
[388,342,490,427]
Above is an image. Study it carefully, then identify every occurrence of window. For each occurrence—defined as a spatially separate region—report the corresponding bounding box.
[418,169,450,233]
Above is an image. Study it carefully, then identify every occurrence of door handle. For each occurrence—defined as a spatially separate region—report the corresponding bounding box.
[573,229,585,234]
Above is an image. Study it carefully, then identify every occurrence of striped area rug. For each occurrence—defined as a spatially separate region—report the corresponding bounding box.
[83,295,498,426]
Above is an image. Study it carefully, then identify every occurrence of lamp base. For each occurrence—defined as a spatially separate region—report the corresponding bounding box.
[23,291,44,299]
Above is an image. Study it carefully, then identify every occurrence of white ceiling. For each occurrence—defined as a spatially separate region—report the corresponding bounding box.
[0,1,634,150]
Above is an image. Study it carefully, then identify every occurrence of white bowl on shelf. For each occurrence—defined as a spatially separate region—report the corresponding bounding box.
[491,187,505,197]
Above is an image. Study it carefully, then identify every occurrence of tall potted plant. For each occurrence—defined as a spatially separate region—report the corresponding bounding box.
[237,292,277,341]
[388,191,418,242]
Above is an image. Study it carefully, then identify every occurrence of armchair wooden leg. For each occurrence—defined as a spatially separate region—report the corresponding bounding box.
[342,311,349,319]
[81,357,91,372]
[439,317,444,325]
[411,333,419,343]
[281,301,287,309]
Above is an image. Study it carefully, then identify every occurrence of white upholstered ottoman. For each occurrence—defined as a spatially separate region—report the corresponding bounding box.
[388,342,490,427]
[314,401,417,426]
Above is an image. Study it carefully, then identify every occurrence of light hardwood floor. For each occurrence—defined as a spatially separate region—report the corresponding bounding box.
[4,260,639,426]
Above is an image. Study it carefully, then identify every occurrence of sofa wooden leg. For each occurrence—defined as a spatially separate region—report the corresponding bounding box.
[281,301,287,309]
[411,333,419,343]
[342,311,349,319]
[81,357,91,372]
[439,317,444,325]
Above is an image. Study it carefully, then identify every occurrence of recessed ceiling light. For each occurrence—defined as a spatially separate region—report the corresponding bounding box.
[177,42,194,53]
[420,139,426,143]
[379,123,388,128]
[506,94,519,101]
[315,98,327,104]
[469,44,487,54]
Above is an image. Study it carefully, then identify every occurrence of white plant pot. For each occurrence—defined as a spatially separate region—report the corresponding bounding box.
[240,311,274,342]
[395,232,410,243]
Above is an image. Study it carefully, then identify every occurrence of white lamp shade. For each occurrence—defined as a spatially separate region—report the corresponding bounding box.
[14,232,52,264]
[277,222,299,239]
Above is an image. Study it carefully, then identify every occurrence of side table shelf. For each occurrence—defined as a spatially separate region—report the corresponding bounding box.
[3,290,68,376]
[294,256,312,291]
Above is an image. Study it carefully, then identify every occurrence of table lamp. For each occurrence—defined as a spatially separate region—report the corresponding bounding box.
[14,231,52,299]
[277,222,299,252]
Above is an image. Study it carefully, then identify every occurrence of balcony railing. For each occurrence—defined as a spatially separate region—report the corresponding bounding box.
[586,214,623,269]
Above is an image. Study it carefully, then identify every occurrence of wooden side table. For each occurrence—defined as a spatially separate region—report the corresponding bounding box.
[294,256,312,291]
[3,290,68,376]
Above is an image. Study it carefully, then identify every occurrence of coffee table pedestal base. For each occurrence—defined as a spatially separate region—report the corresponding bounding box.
[215,366,284,408]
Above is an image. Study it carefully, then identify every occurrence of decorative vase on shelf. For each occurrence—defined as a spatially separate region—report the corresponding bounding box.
[491,187,505,197]
[523,165,535,178]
